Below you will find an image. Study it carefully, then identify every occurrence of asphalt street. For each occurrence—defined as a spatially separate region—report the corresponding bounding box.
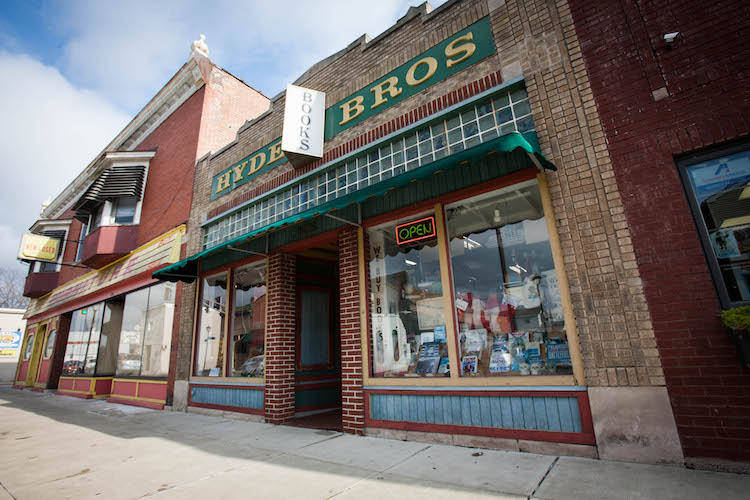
[0,386,748,499]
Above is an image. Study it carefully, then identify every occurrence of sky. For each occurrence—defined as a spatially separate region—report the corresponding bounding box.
[0,0,449,274]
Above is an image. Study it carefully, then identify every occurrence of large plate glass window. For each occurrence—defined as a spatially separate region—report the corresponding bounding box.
[445,180,572,377]
[62,304,103,375]
[230,262,266,377]
[117,288,150,376]
[367,212,449,377]
[680,144,750,307]
[194,273,228,376]
[141,282,176,377]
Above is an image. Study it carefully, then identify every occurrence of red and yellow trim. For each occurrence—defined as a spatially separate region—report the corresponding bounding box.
[107,378,168,410]
[56,376,113,399]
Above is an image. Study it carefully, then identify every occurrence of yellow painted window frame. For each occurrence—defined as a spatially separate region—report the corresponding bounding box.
[358,172,585,387]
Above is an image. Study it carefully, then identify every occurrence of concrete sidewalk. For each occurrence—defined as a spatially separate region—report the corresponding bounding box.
[0,386,747,500]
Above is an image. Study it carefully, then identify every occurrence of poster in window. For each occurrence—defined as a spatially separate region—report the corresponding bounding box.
[711,229,741,259]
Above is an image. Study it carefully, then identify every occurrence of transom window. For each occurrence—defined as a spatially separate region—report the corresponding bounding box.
[203,84,535,250]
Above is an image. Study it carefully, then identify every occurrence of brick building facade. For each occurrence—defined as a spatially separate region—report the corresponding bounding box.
[158,0,692,465]
[570,0,750,468]
[15,44,269,408]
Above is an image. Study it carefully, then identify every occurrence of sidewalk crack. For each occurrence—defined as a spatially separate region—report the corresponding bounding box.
[0,480,18,500]
[528,456,559,500]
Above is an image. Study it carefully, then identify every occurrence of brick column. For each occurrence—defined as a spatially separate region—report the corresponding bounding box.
[339,228,365,435]
[264,251,296,424]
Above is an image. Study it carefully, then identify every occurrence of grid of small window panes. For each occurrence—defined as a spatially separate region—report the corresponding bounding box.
[203,85,535,249]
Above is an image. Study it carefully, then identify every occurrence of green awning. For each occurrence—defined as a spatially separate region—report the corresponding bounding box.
[153,133,555,283]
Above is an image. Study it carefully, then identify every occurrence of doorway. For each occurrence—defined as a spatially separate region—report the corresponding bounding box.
[289,246,342,432]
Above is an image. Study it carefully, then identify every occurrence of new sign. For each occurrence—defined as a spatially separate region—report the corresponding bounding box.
[18,233,60,262]
[396,216,436,245]
[282,85,325,168]
[210,16,495,201]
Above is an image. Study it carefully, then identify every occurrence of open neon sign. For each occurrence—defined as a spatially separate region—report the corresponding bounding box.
[395,216,437,245]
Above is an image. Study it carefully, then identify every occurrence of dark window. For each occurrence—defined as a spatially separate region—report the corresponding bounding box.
[679,142,750,308]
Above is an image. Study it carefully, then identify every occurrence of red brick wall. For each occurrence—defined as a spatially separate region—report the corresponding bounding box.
[570,0,750,462]
[58,211,88,284]
[264,251,296,424]
[339,228,364,435]
[136,86,205,247]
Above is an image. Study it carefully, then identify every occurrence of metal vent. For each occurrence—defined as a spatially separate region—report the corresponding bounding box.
[73,165,145,217]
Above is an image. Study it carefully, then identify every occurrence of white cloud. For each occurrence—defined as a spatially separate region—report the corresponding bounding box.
[53,0,449,109]
[0,51,129,270]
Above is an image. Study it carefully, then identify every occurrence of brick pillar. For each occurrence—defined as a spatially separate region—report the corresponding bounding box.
[339,228,365,435]
[264,251,296,424]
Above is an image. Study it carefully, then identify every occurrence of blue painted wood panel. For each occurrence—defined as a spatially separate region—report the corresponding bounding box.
[370,393,583,433]
[191,385,263,410]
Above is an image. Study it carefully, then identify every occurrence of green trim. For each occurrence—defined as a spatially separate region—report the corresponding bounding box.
[154,133,555,282]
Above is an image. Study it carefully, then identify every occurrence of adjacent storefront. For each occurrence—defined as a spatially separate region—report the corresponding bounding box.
[18,226,185,407]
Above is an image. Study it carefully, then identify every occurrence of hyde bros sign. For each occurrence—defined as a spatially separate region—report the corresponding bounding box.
[396,216,436,245]
[210,17,495,201]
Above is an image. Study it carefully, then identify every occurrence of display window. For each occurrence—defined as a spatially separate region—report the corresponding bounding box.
[230,262,266,377]
[679,143,750,308]
[62,303,103,375]
[367,211,450,377]
[362,175,581,384]
[194,272,228,377]
[445,180,572,377]
[115,282,176,377]
[60,283,176,378]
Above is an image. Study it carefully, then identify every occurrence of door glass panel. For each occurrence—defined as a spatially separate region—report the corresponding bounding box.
[299,289,330,368]
[44,330,56,358]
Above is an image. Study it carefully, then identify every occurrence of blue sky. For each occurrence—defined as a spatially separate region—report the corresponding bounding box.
[0,0,449,272]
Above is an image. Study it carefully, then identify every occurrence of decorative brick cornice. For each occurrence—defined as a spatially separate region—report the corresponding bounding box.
[207,70,504,221]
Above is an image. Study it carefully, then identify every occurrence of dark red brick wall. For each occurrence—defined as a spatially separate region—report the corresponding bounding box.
[339,228,364,435]
[58,210,88,284]
[570,0,750,461]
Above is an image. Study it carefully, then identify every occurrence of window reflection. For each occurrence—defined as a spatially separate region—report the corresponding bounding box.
[686,148,750,304]
[231,262,266,377]
[368,212,449,377]
[194,274,227,376]
[446,180,571,377]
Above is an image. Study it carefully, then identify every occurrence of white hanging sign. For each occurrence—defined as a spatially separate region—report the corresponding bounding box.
[281,85,325,167]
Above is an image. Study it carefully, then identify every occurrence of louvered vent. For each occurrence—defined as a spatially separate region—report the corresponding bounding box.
[73,165,145,218]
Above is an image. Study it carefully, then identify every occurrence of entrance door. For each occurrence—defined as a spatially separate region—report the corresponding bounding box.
[293,255,341,430]
[25,323,46,387]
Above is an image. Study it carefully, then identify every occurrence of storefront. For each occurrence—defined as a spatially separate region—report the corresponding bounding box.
[19,226,185,407]
[151,0,672,457]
